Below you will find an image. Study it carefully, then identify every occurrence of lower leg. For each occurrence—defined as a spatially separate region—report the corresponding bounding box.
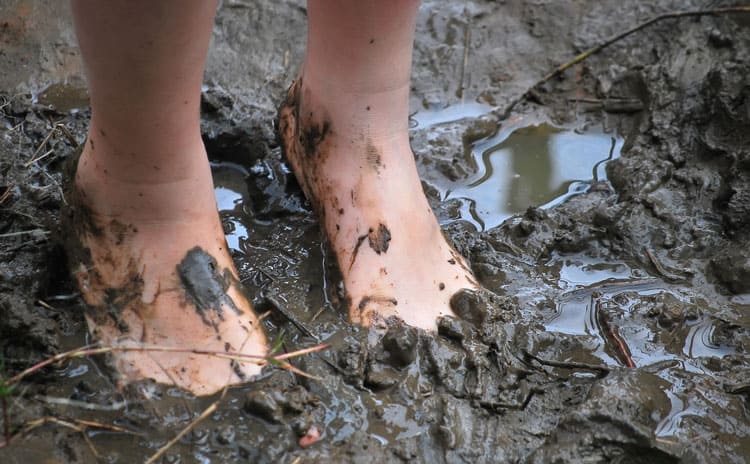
[280,0,478,330]
[69,0,266,395]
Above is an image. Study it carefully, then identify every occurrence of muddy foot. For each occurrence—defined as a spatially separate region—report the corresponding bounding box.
[278,78,479,330]
[62,145,268,396]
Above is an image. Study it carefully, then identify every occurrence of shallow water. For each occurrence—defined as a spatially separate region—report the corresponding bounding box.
[34,82,89,113]
[441,123,623,231]
[211,160,252,252]
[543,254,737,373]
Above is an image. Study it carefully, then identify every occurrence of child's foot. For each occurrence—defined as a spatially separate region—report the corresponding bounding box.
[279,78,478,331]
[63,138,268,396]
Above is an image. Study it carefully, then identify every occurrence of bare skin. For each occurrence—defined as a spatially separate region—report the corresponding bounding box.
[67,0,477,395]
[280,0,478,329]
[69,0,267,396]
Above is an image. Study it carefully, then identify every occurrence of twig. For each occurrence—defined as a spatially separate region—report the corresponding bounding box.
[523,350,610,377]
[498,6,750,120]
[4,342,330,388]
[18,417,101,457]
[594,299,636,368]
[273,344,330,361]
[559,278,657,300]
[145,401,218,464]
[643,247,690,282]
[35,395,127,411]
[264,295,319,341]
[477,387,541,412]
[457,10,471,101]
[72,418,135,434]
[567,97,644,113]
[24,121,79,167]
[145,331,255,463]
[0,186,12,206]
[35,300,56,311]
[0,229,50,239]
[310,306,327,322]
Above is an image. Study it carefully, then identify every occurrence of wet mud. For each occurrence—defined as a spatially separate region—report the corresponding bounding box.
[177,247,244,329]
[368,224,391,255]
[1,0,749,463]
[59,146,144,333]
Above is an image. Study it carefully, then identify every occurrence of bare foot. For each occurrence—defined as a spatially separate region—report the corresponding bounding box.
[278,78,478,331]
[63,139,268,396]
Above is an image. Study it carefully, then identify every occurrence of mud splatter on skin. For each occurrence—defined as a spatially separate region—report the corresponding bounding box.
[365,139,383,172]
[350,232,369,271]
[300,118,330,158]
[231,359,247,381]
[368,223,391,254]
[176,246,243,330]
[358,295,398,314]
[225,341,247,381]
[348,223,391,271]
[61,146,147,332]
[62,146,104,239]
[109,220,132,246]
[278,78,334,221]
[101,278,143,333]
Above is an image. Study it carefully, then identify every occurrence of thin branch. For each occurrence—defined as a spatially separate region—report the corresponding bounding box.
[523,350,610,377]
[0,229,50,239]
[145,401,218,464]
[34,395,127,412]
[145,332,254,463]
[498,6,750,120]
[4,342,330,388]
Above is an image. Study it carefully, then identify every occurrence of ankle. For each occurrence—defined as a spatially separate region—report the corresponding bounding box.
[297,71,411,140]
[83,119,207,184]
[74,145,218,222]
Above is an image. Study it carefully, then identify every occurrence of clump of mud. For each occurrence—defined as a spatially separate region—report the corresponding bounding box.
[1,1,749,463]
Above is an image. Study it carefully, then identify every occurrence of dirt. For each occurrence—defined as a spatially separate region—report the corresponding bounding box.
[177,246,244,329]
[1,0,749,463]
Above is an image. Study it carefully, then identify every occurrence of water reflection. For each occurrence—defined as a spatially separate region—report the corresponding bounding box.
[211,160,251,252]
[446,124,623,231]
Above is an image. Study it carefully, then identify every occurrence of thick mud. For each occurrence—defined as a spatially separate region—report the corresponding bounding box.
[1,0,749,463]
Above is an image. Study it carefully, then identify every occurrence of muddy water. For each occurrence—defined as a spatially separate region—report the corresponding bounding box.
[34,82,89,113]
[441,122,623,231]
[212,161,252,252]
[205,117,743,460]
[543,254,736,370]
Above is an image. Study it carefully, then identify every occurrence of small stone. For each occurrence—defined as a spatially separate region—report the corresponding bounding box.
[216,424,235,445]
[244,390,281,423]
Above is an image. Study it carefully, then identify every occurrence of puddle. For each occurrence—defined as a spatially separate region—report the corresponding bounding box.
[211,160,252,252]
[34,82,90,113]
[543,255,737,372]
[444,123,623,231]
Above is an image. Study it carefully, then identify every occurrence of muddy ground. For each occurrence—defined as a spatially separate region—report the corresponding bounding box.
[1,0,749,462]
